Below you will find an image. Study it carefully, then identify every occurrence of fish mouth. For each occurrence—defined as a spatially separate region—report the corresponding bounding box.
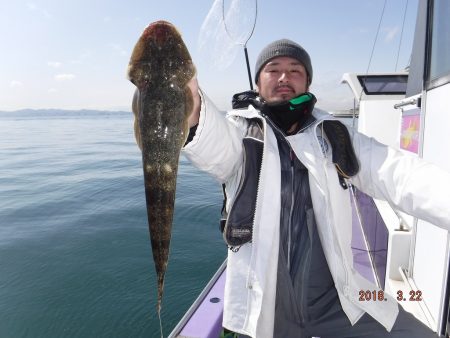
[143,20,177,45]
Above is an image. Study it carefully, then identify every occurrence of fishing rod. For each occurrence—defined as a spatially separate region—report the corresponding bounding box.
[243,46,254,90]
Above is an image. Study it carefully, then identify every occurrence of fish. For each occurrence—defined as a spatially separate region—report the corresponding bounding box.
[126,20,196,315]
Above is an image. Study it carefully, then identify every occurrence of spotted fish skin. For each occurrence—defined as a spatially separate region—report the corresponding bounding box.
[127,20,196,312]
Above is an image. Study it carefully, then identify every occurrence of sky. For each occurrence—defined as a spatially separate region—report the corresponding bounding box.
[0,0,418,112]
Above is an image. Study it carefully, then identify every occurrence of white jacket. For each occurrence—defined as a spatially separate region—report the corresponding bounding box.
[182,92,450,338]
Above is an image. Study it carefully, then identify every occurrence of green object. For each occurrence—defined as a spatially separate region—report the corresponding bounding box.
[220,328,239,338]
[289,93,313,109]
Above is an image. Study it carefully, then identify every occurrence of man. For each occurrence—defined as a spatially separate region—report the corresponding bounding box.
[181,39,450,337]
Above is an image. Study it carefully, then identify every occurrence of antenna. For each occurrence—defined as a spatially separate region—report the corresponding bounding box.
[395,0,410,71]
[358,0,388,103]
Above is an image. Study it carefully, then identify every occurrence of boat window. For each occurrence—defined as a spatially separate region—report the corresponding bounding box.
[428,0,450,84]
[357,75,408,95]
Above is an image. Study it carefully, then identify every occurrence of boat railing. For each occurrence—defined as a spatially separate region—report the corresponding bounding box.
[168,259,227,338]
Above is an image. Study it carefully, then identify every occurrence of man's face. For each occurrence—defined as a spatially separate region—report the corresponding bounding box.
[257,56,309,103]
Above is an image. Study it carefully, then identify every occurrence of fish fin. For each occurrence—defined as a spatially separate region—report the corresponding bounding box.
[132,88,143,150]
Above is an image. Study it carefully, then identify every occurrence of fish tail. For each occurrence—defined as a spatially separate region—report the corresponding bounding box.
[157,303,163,337]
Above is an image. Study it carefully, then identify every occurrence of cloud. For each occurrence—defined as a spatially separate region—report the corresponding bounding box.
[10,80,23,88]
[48,61,62,68]
[48,88,58,93]
[103,16,112,23]
[54,73,75,81]
[384,26,399,43]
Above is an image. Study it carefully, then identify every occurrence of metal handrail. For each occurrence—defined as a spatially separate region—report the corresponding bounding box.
[394,97,418,109]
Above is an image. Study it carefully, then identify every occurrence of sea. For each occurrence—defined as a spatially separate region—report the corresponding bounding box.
[0,109,227,338]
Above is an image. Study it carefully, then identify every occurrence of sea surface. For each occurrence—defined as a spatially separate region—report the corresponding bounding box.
[0,110,226,338]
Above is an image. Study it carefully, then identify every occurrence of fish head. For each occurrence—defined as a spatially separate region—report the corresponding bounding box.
[127,20,196,91]
[127,21,196,149]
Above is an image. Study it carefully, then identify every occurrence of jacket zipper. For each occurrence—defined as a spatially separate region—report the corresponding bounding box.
[298,242,311,324]
[287,150,295,271]
[265,116,316,323]
[289,148,311,325]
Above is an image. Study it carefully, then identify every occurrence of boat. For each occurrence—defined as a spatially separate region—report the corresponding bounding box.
[168,260,227,338]
[170,0,450,336]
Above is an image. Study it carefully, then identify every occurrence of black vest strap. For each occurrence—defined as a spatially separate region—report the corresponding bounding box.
[322,120,360,189]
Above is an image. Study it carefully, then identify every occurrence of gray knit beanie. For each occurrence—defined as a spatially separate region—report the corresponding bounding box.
[254,39,313,85]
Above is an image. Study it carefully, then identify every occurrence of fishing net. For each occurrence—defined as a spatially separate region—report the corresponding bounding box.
[198,0,257,70]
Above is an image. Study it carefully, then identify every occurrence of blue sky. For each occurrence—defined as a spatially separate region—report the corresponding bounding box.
[0,0,418,111]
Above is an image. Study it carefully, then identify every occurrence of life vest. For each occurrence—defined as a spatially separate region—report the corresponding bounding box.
[220,91,360,251]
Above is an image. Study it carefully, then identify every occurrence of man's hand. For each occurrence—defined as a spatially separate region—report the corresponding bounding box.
[187,76,200,128]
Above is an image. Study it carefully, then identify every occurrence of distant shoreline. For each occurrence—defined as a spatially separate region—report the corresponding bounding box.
[0,109,132,115]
